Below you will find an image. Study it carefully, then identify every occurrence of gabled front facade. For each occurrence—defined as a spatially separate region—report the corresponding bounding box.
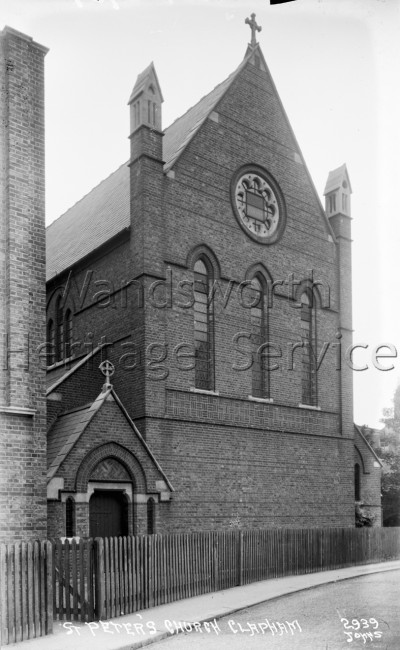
[45,23,382,537]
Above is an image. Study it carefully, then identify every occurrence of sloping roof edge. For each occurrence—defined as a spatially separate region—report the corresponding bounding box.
[46,345,103,396]
[252,45,337,243]
[163,49,253,174]
[166,42,336,242]
[354,424,383,467]
[111,388,175,492]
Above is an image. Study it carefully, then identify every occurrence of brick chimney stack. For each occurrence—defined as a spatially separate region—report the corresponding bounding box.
[0,27,48,541]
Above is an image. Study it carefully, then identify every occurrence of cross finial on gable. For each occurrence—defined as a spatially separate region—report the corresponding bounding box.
[245,13,262,47]
[99,360,115,389]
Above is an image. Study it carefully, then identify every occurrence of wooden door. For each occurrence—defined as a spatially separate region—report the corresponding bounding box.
[89,490,128,538]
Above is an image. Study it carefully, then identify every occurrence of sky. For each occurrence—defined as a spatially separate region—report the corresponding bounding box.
[1,0,399,428]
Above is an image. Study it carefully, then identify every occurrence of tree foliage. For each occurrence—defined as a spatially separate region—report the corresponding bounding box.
[380,448,400,526]
[379,384,400,526]
[355,502,375,527]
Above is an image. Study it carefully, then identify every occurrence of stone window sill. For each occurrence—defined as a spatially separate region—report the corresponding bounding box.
[248,395,273,404]
[190,387,220,396]
[298,403,321,411]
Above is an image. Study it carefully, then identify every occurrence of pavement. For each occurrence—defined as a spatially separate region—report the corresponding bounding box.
[6,560,400,650]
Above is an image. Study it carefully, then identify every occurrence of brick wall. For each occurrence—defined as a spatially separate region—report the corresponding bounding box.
[147,417,354,530]
[47,500,64,538]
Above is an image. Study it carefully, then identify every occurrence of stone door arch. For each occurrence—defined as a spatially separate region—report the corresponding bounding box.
[72,443,149,536]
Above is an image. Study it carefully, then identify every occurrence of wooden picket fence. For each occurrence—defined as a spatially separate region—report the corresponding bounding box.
[1,527,400,645]
[94,527,400,619]
[0,541,52,646]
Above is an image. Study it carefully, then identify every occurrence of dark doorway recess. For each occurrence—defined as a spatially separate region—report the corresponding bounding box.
[89,490,128,537]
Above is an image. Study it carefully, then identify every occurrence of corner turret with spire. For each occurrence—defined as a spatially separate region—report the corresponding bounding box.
[324,163,352,220]
[128,62,163,135]
[128,60,165,277]
[324,163,353,441]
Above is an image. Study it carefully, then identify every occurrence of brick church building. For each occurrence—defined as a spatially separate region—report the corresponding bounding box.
[0,19,382,542]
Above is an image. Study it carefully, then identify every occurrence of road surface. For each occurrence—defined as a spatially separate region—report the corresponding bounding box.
[148,570,400,649]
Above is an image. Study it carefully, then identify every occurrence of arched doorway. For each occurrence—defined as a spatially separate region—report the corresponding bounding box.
[89,490,128,538]
[74,444,167,537]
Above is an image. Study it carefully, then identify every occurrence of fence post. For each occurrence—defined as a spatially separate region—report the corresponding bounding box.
[0,543,3,649]
[213,534,219,593]
[238,531,244,586]
[95,538,105,621]
[45,541,53,635]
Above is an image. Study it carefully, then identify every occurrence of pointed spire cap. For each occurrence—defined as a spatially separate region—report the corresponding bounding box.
[324,163,352,195]
[128,61,164,105]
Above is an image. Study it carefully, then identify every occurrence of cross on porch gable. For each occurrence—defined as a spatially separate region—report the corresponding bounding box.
[99,359,115,387]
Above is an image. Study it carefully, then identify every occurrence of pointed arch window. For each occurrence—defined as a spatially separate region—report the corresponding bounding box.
[147,100,156,126]
[300,292,317,406]
[147,498,155,534]
[250,276,269,398]
[194,258,214,391]
[56,296,64,362]
[65,497,75,537]
[354,463,361,501]
[47,319,55,366]
[65,309,73,359]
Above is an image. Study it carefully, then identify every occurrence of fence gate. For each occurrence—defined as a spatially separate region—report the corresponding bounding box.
[51,538,96,623]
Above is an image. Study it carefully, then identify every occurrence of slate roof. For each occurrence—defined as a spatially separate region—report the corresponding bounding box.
[47,400,99,480]
[46,162,130,281]
[46,53,249,282]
